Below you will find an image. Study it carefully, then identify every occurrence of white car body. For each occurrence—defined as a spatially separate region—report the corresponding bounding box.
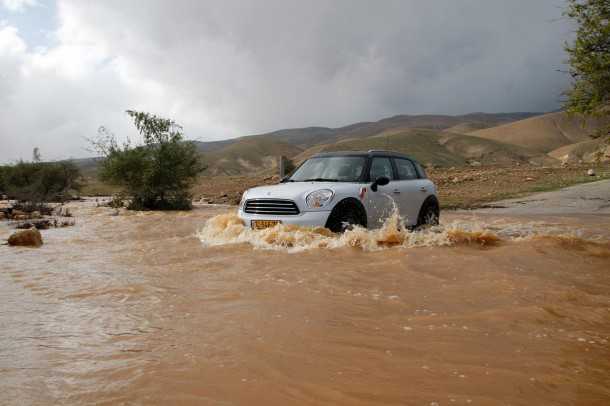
[238,151,439,231]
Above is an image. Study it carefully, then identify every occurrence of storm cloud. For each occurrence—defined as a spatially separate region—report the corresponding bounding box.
[1,0,572,162]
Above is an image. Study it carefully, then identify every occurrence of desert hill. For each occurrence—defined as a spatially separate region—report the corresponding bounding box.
[196,112,540,174]
[469,111,609,153]
[201,136,303,176]
[548,138,609,163]
[294,128,554,168]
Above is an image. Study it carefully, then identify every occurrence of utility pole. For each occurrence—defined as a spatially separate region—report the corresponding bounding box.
[279,156,286,178]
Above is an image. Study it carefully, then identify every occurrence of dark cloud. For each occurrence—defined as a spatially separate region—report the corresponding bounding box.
[0,0,572,162]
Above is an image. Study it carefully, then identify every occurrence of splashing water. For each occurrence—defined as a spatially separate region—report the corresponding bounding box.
[197,208,504,252]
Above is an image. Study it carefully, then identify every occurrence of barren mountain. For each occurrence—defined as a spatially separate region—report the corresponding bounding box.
[196,112,541,174]
[469,112,609,153]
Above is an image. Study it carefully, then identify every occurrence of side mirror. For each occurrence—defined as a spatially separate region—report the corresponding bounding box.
[371,176,390,192]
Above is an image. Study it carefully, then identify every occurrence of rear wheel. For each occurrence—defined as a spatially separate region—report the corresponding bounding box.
[416,199,440,228]
[326,200,366,233]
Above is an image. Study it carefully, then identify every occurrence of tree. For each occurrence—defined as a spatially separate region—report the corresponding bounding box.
[564,0,610,127]
[93,110,205,210]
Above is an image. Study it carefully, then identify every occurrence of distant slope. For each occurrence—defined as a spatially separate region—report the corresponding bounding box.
[193,139,234,153]
[295,129,554,168]
[198,112,541,174]
[201,136,303,176]
[469,112,609,153]
[548,138,609,163]
[268,112,540,148]
[70,157,105,177]
[446,122,496,133]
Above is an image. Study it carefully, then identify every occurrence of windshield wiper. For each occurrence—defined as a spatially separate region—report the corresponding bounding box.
[300,178,340,182]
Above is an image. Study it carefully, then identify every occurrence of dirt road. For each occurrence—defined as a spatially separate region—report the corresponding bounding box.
[471,179,610,215]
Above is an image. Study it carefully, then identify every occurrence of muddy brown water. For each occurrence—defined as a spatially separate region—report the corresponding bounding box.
[1,200,609,405]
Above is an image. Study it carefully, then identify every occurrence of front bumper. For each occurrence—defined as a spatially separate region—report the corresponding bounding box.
[238,208,331,228]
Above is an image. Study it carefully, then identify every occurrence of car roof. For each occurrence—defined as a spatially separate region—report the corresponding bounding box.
[312,150,417,161]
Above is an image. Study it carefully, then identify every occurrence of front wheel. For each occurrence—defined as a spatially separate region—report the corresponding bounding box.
[416,199,440,228]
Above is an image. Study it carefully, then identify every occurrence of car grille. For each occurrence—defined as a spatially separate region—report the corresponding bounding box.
[244,199,300,215]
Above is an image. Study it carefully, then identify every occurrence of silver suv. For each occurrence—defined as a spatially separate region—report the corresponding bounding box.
[238,150,439,232]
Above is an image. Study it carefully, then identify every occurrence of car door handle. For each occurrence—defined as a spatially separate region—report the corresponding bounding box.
[419,186,427,192]
[393,189,401,194]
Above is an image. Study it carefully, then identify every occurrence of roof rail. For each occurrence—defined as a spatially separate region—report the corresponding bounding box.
[367,149,393,153]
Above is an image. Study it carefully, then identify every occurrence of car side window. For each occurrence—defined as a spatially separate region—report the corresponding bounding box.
[369,157,394,181]
[395,158,418,180]
[413,161,427,179]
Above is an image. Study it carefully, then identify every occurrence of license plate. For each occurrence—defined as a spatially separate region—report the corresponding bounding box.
[251,220,281,230]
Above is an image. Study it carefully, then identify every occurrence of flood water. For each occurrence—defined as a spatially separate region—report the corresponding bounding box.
[1,200,609,405]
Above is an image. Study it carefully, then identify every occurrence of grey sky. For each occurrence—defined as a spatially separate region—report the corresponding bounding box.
[1,0,572,162]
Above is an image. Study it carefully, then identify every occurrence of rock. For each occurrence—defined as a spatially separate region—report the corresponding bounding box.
[451,177,459,184]
[11,209,25,218]
[8,228,43,247]
[525,177,534,181]
[469,161,481,167]
[16,220,51,230]
[587,168,595,176]
[31,211,41,219]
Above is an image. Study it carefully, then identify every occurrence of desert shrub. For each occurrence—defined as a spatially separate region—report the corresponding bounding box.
[92,110,205,210]
[0,160,81,206]
[0,166,8,195]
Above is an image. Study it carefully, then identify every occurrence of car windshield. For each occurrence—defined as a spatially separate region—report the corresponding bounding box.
[289,156,366,182]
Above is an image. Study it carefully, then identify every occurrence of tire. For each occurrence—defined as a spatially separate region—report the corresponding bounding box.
[326,200,367,233]
[416,198,440,228]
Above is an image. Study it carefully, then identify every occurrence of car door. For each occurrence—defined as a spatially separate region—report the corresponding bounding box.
[392,157,428,226]
[364,157,397,227]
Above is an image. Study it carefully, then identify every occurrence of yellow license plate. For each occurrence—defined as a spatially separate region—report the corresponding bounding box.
[251,220,281,230]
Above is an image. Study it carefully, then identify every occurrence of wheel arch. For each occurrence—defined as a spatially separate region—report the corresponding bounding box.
[421,195,439,210]
[325,197,368,229]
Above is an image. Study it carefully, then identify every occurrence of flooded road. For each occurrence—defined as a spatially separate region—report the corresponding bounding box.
[1,200,609,405]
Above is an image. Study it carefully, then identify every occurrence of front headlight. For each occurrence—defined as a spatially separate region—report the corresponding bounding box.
[306,189,334,209]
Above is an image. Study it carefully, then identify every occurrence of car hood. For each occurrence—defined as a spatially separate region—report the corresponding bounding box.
[245,182,342,201]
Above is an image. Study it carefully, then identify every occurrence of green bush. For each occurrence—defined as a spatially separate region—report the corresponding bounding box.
[93,110,205,210]
[0,160,81,204]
